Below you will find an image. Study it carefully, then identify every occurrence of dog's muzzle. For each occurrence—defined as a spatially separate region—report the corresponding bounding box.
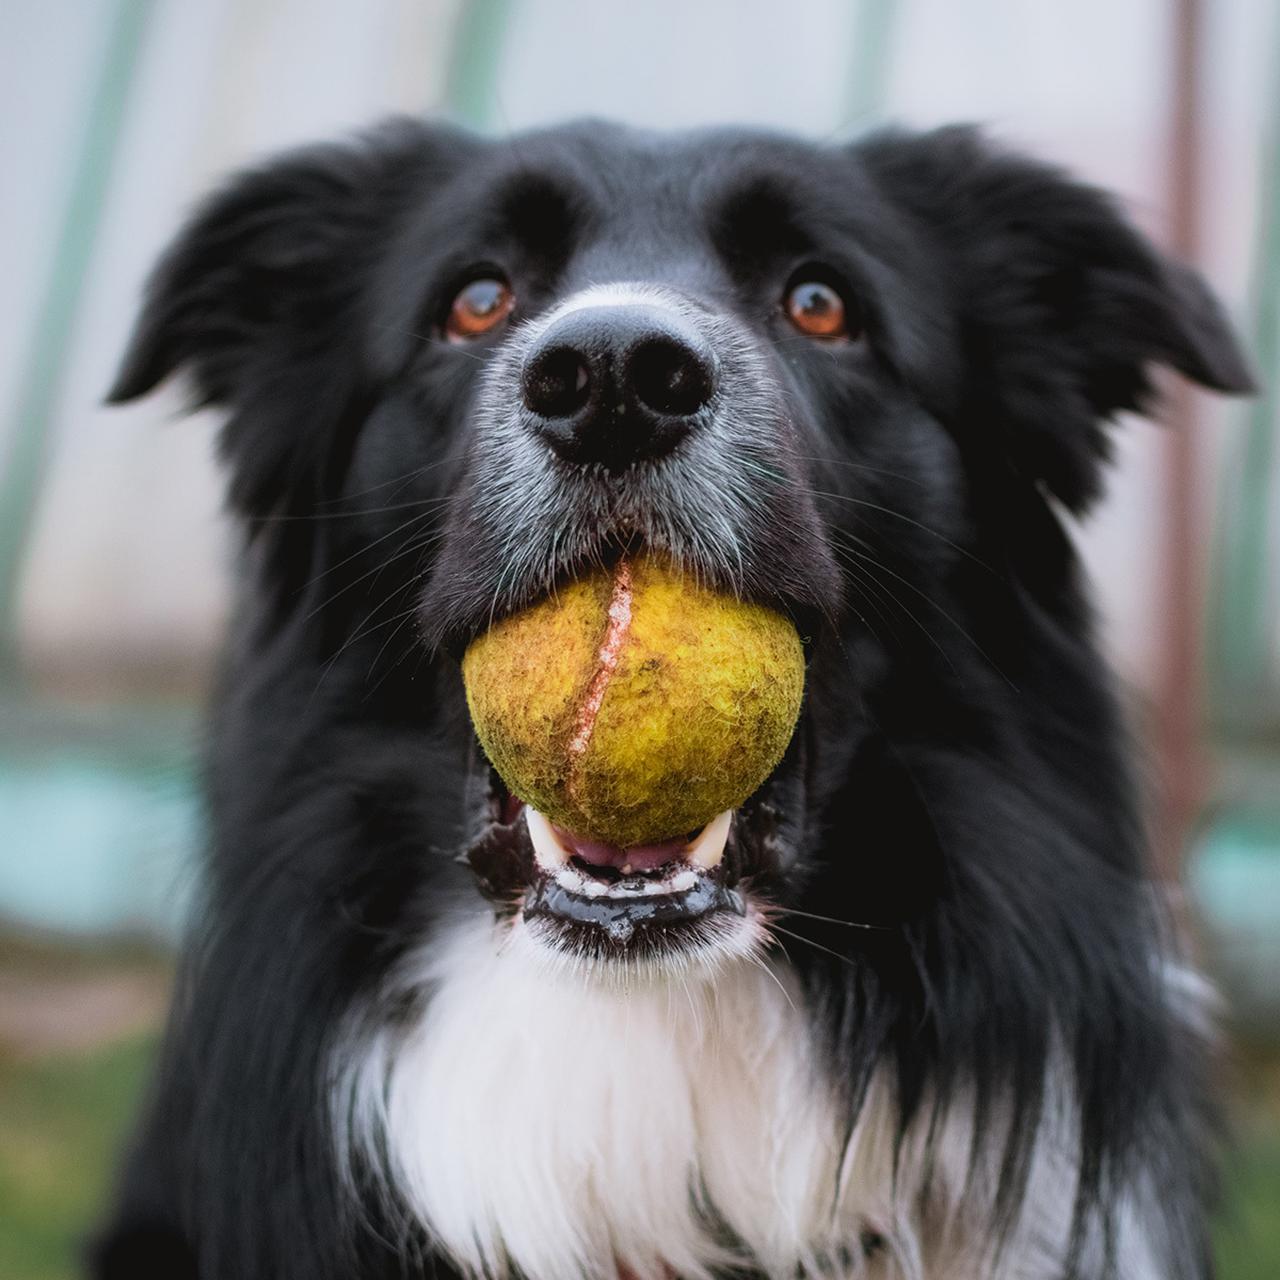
[429,284,838,965]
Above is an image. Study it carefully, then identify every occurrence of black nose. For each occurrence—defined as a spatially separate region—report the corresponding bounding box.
[520,303,715,468]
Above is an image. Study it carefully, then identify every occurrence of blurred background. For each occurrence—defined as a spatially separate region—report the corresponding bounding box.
[1,1,1278,1276]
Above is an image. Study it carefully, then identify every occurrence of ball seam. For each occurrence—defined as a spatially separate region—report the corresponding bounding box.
[564,558,635,806]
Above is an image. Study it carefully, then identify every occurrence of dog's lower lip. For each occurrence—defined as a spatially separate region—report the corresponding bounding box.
[524,869,744,945]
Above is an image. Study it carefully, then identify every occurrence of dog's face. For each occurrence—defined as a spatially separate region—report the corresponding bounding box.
[111,119,1250,975]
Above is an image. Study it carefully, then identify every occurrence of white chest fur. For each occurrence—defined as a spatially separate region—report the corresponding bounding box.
[343,916,902,1279]
[339,915,1163,1280]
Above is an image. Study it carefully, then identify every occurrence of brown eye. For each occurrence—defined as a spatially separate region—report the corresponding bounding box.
[445,277,515,340]
[784,280,849,338]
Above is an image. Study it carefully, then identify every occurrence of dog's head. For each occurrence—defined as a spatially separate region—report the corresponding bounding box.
[111,119,1251,977]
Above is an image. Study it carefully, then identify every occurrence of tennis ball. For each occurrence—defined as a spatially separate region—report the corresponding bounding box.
[461,555,804,848]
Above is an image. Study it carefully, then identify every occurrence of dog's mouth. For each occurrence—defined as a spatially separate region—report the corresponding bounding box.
[522,806,744,946]
[462,765,801,964]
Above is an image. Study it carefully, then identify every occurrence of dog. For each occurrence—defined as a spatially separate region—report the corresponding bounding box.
[94,118,1252,1279]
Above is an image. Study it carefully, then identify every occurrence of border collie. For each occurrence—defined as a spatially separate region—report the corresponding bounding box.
[94,119,1252,1279]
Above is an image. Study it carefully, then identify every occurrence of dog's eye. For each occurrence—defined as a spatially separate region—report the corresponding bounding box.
[446,277,515,341]
[784,280,851,339]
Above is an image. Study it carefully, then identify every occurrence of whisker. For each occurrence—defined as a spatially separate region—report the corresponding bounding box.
[307,594,424,710]
[361,609,429,701]
[250,495,453,525]
[782,452,926,488]
[774,907,891,932]
[836,563,902,646]
[806,487,998,575]
[312,457,455,507]
[368,321,499,365]
[744,951,798,1013]
[828,542,959,675]
[300,510,441,610]
[301,537,428,623]
[767,923,860,968]
[832,534,1015,688]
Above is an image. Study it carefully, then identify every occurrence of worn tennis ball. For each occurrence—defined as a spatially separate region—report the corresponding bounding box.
[462,555,804,848]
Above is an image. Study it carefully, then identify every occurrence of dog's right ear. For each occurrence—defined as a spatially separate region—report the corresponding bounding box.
[107,117,470,409]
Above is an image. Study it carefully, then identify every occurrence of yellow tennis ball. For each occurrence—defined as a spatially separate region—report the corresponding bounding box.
[461,556,805,848]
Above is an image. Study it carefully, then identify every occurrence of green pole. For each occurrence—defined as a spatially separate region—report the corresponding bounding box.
[0,0,156,675]
[1209,30,1280,721]
[444,0,515,130]
[842,0,899,131]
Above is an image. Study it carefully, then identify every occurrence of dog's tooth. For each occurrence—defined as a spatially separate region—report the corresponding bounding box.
[669,869,698,893]
[686,810,732,869]
[525,807,571,870]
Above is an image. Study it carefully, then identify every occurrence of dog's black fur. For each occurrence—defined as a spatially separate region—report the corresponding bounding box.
[95,119,1251,1279]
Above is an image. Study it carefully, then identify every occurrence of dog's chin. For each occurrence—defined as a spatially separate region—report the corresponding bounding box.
[462,766,802,978]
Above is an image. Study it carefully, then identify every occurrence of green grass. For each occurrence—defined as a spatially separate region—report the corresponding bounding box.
[1217,1125,1280,1280]
[0,1034,1277,1279]
[0,1037,154,1280]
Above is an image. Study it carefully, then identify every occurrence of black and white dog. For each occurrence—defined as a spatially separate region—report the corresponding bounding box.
[96,120,1252,1280]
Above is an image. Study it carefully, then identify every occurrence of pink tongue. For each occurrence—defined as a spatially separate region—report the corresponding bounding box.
[553,823,689,872]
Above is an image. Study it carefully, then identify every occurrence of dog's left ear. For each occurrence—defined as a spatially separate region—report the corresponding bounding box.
[106,118,474,524]
[860,126,1255,512]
